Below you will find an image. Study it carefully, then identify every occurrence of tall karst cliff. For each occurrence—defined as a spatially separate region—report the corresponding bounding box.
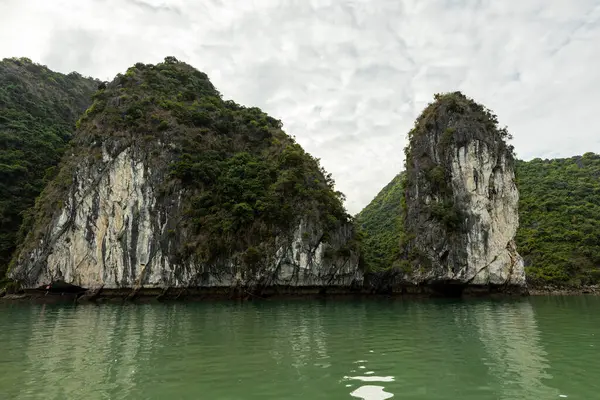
[9,57,361,292]
[0,58,98,278]
[402,92,525,289]
[358,153,600,289]
[358,92,527,292]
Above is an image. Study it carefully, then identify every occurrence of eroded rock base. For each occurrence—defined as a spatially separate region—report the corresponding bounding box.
[0,282,533,304]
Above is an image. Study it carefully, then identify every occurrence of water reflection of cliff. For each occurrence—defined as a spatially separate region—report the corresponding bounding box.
[20,304,179,399]
[17,302,368,399]
[9,299,569,400]
[266,301,371,396]
[472,300,559,399]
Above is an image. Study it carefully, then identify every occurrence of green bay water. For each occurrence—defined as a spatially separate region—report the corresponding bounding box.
[1,297,599,399]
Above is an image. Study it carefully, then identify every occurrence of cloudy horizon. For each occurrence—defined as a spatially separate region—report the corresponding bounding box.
[1,0,599,214]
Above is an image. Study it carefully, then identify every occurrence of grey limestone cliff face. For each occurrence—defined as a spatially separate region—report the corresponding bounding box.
[9,143,361,290]
[402,92,525,288]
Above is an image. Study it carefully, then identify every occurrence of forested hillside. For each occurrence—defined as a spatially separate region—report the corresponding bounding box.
[515,154,600,286]
[355,173,405,272]
[357,153,600,287]
[0,58,98,279]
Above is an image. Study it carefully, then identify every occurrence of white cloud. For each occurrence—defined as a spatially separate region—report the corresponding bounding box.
[1,0,599,213]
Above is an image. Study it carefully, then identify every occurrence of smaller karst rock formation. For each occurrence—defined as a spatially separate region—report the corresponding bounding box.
[401,92,525,290]
[8,57,361,293]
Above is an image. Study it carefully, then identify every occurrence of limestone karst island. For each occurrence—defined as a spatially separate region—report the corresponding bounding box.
[3,0,600,396]
[1,57,599,302]
[1,47,600,400]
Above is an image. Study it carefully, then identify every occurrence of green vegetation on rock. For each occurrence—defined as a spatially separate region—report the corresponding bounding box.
[401,92,517,276]
[12,57,356,276]
[0,57,98,279]
[404,92,514,232]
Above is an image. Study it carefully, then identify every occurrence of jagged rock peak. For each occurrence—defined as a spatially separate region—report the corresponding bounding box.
[402,91,525,288]
[9,56,361,290]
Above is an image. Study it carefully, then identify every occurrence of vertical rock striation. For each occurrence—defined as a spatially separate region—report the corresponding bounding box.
[402,92,525,290]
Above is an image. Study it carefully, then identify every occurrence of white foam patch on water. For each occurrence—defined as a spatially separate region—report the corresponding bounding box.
[345,376,395,382]
[359,366,366,369]
[365,371,375,375]
[354,360,368,363]
[350,385,394,400]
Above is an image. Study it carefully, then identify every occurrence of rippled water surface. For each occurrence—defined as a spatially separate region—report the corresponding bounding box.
[1,297,599,399]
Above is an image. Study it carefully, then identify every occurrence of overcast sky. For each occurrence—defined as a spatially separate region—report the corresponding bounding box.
[1,0,599,214]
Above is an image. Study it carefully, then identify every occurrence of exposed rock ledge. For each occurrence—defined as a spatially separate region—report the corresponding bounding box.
[1,275,533,304]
